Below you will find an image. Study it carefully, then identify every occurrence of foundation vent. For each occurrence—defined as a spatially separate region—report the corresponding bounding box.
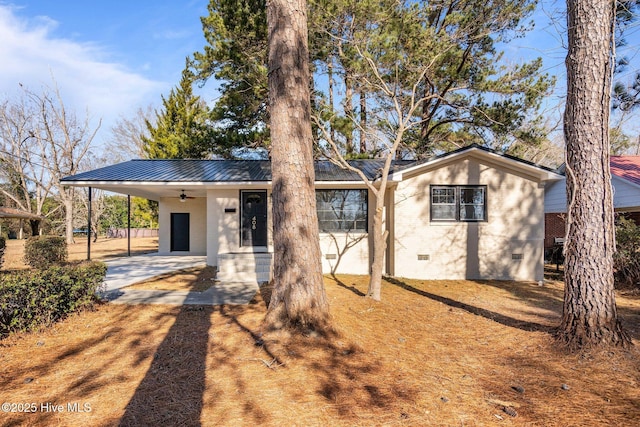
[512,253,524,260]
[325,254,337,260]
[417,254,430,261]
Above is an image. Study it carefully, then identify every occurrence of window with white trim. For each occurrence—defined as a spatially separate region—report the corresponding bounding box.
[430,185,486,222]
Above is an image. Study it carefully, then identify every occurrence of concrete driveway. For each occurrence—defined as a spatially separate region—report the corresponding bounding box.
[103,254,207,291]
[101,254,259,306]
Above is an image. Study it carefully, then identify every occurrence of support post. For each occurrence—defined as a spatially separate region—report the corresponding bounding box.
[127,194,131,257]
[87,187,92,260]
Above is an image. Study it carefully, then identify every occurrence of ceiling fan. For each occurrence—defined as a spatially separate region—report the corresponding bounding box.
[179,190,196,202]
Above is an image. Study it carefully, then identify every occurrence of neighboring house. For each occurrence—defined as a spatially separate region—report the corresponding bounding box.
[61,145,562,282]
[544,156,640,250]
[0,207,45,238]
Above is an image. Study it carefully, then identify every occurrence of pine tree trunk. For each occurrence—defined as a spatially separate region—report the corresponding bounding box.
[344,73,354,155]
[560,0,630,349]
[264,0,330,333]
[328,60,336,143]
[359,90,367,153]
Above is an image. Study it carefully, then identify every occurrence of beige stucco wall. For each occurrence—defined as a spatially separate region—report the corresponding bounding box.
[204,187,371,274]
[158,197,207,255]
[317,188,374,275]
[206,189,274,267]
[319,232,370,275]
[393,155,545,281]
[206,189,240,266]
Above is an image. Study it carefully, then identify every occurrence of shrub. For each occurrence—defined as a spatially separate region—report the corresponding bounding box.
[0,236,5,270]
[24,235,67,269]
[614,217,640,289]
[0,261,107,338]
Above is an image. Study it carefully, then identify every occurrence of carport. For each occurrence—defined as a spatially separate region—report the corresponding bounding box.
[101,253,258,305]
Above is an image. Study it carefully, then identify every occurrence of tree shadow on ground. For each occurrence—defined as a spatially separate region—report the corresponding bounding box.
[0,303,179,426]
[119,306,211,426]
[330,274,366,297]
[268,335,420,420]
[258,284,419,419]
[385,276,555,333]
[471,279,564,319]
[477,339,640,424]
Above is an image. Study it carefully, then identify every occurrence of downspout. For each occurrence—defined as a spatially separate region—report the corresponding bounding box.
[385,186,396,277]
[87,187,92,260]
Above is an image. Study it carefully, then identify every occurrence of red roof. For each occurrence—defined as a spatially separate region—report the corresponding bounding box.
[611,156,640,187]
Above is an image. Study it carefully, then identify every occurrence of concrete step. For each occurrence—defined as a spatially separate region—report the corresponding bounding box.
[217,253,272,283]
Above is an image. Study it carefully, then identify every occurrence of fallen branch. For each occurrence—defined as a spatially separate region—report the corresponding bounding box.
[237,357,284,369]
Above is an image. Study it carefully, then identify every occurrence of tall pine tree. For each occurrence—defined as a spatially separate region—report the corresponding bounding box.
[264,0,331,333]
[143,65,213,159]
[191,0,269,154]
[560,0,631,349]
[192,0,552,158]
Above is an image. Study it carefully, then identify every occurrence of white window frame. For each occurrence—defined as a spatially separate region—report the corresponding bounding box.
[430,185,487,222]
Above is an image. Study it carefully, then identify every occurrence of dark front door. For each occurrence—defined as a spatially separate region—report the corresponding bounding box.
[241,191,267,247]
[170,213,190,251]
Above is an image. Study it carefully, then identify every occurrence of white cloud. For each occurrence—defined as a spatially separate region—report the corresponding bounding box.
[154,29,191,40]
[0,5,165,147]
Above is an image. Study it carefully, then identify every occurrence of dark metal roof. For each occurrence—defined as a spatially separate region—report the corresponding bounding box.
[62,159,415,183]
[62,144,558,185]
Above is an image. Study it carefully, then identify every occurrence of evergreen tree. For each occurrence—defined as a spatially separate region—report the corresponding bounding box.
[264,0,331,333]
[191,0,269,155]
[192,0,552,158]
[561,0,630,349]
[142,65,213,159]
[612,0,640,112]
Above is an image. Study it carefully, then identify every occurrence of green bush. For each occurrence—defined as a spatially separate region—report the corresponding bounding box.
[0,236,5,270]
[614,217,640,289]
[23,235,67,269]
[0,261,107,338]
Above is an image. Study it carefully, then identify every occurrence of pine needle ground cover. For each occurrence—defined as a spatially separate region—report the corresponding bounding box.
[1,271,639,426]
[125,266,217,292]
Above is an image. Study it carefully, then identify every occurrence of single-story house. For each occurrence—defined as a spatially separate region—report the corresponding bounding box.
[544,155,640,250]
[61,144,562,282]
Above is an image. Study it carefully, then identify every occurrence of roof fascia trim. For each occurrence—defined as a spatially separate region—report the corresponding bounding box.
[391,147,564,182]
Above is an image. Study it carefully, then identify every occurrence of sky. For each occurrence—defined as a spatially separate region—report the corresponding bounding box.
[0,0,639,153]
[0,0,210,149]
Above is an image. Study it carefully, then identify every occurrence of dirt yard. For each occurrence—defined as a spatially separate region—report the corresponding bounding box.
[2,236,158,270]
[1,240,639,426]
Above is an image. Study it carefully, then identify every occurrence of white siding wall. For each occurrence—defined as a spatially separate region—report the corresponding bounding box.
[545,176,640,213]
[393,156,544,281]
[612,176,640,211]
[317,187,373,275]
[544,180,567,213]
[158,197,207,255]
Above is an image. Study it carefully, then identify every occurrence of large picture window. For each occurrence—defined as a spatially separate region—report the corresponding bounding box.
[431,185,486,222]
[316,189,368,232]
